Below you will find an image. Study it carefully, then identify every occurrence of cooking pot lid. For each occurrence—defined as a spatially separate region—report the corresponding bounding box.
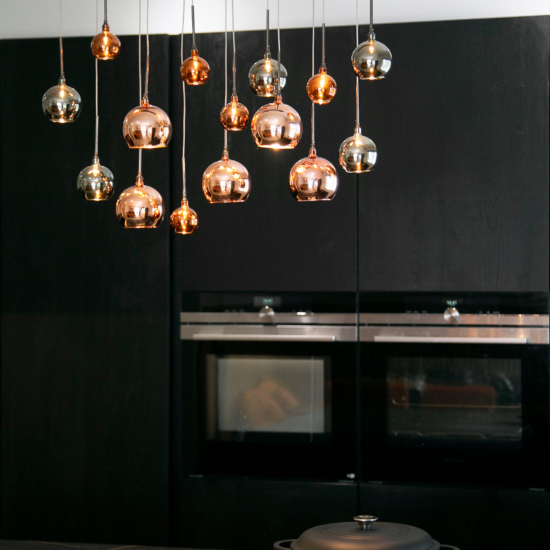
[291,517,438,550]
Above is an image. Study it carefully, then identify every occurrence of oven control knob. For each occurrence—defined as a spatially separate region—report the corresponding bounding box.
[444,307,460,323]
[259,306,275,319]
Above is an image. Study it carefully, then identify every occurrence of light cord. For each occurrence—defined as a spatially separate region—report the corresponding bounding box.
[265,6,270,54]
[138,0,142,175]
[181,0,187,200]
[355,0,360,131]
[95,0,99,157]
[104,0,108,25]
[231,0,236,97]
[370,0,374,34]
[191,1,197,50]
[223,0,228,153]
[321,0,325,69]
[277,0,281,98]
[310,0,315,150]
[59,0,64,79]
[144,0,150,102]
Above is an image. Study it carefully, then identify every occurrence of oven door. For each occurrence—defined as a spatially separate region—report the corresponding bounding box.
[360,330,549,489]
[180,325,356,480]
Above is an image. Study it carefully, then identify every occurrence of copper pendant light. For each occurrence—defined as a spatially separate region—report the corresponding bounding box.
[91,0,121,60]
[42,1,82,123]
[170,0,199,235]
[122,0,172,149]
[289,0,338,202]
[203,0,251,204]
[351,0,392,80]
[181,1,210,85]
[251,0,302,149]
[339,0,377,173]
[248,2,287,97]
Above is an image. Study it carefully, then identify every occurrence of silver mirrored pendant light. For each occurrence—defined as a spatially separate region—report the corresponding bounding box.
[170,0,199,234]
[202,0,251,204]
[248,0,287,97]
[91,0,121,60]
[289,0,338,201]
[352,0,392,80]
[339,0,377,173]
[250,0,303,149]
[42,0,82,123]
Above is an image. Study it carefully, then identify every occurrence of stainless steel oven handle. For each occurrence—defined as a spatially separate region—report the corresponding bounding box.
[373,336,528,344]
[192,334,337,342]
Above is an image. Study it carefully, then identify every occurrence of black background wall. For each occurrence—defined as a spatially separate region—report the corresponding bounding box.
[1,14,549,550]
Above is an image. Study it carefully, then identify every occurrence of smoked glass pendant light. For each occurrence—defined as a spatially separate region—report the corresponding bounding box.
[170,0,199,234]
[251,0,302,149]
[248,1,287,97]
[42,0,82,123]
[180,1,210,85]
[306,0,336,105]
[220,0,249,131]
[289,0,338,201]
[202,0,251,204]
[339,0,377,173]
[351,0,392,80]
[91,0,121,60]
[122,0,172,149]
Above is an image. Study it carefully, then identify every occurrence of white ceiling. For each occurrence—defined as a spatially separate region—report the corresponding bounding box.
[0,0,548,40]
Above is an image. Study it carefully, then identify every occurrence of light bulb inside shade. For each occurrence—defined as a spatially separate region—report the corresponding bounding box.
[251,97,303,149]
[170,200,199,234]
[122,99,172,149]
[42,79,82,123]
[289,148,339,201]
[115,174,164,228]
[306,67,337,105]
[202,153,251,203]
[248,53,287,97]
[181,49,210,85]
[220,95,249,131]
[91,24,121,60]
[338,128,377,173]
[77,155,114,201]
[352,38,392,80]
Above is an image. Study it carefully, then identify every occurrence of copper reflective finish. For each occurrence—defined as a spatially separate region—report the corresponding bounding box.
[77,154,114,201]
[91,24,121,60]
[289,147,338,202]
[170,199,199,234]
[251,96,303,149]
[306,67,337,105]
[115,174,164,228]
[221,95,249,131]
[248,53,287,97]
[181,49,210,85]
[202,150,251,203]
[339,127,377,173]
[42,78,82,123]
[352,36,392,80]
[122,99,172,149]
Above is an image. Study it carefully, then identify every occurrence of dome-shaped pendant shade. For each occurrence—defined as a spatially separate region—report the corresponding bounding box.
[251,96,303,149]
[221,95,249,131]
[306,67,337,105]
[181,49,210,85]
[116,174,164,228]
[42,78,82,123]
[77,155,114,201]
[248,53,287,97]
[352,36,392,80]
[170,200,199,234]
[339,128,377,173]
[91,24,121,60]
[289,147,339,201]
[122,99,172,149]
[202,151,251,203]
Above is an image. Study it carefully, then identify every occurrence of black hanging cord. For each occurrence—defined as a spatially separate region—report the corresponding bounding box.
[104,0,108,25]
[191,1,197,50]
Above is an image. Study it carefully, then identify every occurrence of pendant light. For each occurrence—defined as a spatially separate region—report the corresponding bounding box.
[248,0,287,97]
[122,0,172,149]
[170,0,199,234]
[42,0,82,123]
[306,0,336,105]
[351,0,392,80]
[289,0,338,202]
[202,0,251,204]
[77,7,114,201]
[250,0,302,149]
[116,0,164,228]
[339,0,377,173]
[91,0,121,60]
[220,0,249,131]
[180,1,210,85]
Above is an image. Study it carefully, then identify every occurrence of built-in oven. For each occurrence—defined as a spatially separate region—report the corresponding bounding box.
[359,293,550,489]
[178,292,357,481]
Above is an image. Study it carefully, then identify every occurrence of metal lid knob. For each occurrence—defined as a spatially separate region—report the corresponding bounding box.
[443,307,460,323]
[259,305,275,318]
[354,516,378,531]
